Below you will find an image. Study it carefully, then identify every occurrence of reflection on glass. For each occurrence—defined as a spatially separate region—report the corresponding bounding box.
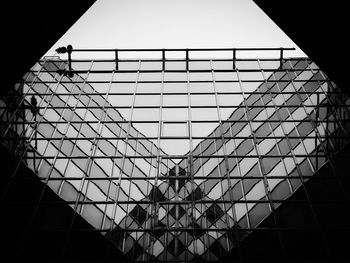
[1,55,349,262]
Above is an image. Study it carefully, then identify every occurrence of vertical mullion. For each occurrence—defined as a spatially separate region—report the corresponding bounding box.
[277,65,316,174]
[34,70,80,185]
[235,68,282,245]
[273,61,317,184]
[41,75,80,175]
[92,70,116,230]
[150,64,164,259]
[107,120,123,234]
[256,60,296,257]
[119,60,141,254]
[186,66,195,259]
[286,62,323,171]
[163,158,170,262]
[56,62,94,197]
[257,60,293,196]
[47,78,82,169]
[50,74,86,194]
[210,60,238,255]
[141,143,157,261]
[71,60,101,214]
[80,71,116,209]
[229,126,251,229]
[199,142,211,261]
[125,131,139,259]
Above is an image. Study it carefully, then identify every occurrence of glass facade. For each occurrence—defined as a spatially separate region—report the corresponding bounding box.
[1,49,350,261]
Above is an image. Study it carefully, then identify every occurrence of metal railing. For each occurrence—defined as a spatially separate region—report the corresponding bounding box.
[55,46,296,72]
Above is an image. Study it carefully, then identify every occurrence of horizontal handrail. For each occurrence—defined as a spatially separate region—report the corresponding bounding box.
[70,47,295,52]
[55,46,297,71]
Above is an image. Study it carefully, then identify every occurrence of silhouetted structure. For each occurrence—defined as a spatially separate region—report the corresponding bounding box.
[253,0,348,96]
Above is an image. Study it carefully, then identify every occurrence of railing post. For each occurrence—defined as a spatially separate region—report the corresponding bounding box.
[280,47,284,68]
[162,49,165,71]
[115,49,119,70]
[67,45,73,72]
[233,48,236,70]
[186,49,189,71]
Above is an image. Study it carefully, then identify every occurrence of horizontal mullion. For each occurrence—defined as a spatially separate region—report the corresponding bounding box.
[4,199,347,206]
[25,79,327,84]
[30,68,313,74]
[67,58,284,62]
[2,104,347,109]
[2,136,349,141]
[29,175,333,181]
[12,91,343,96]
[2,119,348,124]
[21,154,334,159]
[24,226,346,232]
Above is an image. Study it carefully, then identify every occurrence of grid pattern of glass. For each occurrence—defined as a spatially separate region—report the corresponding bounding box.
[1,50,350,261]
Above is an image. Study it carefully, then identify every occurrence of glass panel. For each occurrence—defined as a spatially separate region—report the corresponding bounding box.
[3,55,349,262]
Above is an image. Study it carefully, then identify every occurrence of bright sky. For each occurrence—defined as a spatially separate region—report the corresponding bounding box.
[44,0,306,58]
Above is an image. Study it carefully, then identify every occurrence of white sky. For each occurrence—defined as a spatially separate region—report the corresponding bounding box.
[44,0,306,58]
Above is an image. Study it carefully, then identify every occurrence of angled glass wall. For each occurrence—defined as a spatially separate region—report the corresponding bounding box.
[1,48,349,261]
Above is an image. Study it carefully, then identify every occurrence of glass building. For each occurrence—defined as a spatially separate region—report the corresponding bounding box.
[1,48,349,261]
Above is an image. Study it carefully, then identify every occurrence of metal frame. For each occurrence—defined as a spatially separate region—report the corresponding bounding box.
[1,48,349,262]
